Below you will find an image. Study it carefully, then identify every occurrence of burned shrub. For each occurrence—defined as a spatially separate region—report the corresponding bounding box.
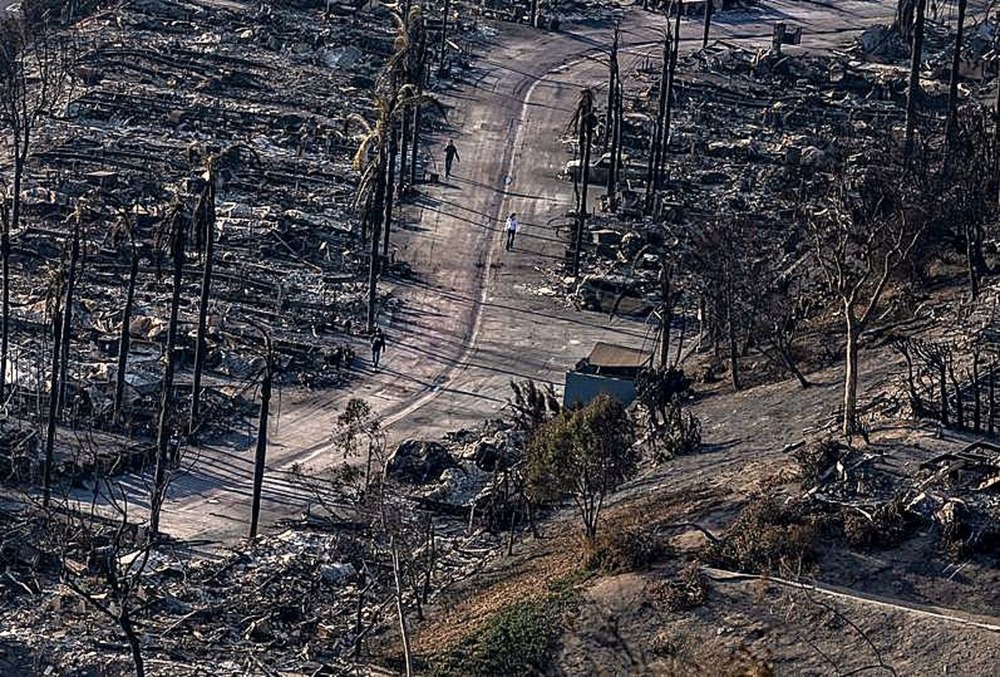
[704,496,823,576]
[840,494,915,550]
[508,379,562,434]
[660,395,702,458]
[583,520,665,574]
[793,437,845,489]
[653,562,709,612]
[636,367,693,428]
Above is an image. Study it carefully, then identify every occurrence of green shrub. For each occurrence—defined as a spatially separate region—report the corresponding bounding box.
[431,600,559,676]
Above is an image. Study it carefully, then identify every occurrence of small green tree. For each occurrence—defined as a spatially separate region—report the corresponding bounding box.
[527,394,638,540]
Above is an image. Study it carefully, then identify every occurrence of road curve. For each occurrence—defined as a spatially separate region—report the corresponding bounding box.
[153,0,899,546]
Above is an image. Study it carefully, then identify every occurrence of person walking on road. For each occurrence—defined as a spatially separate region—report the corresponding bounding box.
[370,328,386,370]
[444,139,460,178]
[504,213,519,251]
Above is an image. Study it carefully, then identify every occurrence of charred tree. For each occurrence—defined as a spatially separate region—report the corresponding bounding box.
[189,169,218,436]
[42,280,63,508]
[56,209,82,416]
[571,89,597,278]
[605,26,622,210]
[904,0,927,164]
[945,0,967,157]
[114,218,140,423]
[645,34,670,212]
[0,17,69,402]
[248,329,273,540]
[703,0,713,48]
[150,208,187,537]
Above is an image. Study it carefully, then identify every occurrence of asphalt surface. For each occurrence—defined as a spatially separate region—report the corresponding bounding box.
[92,1,905,547]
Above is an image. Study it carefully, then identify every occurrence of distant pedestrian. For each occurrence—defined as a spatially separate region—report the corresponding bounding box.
[504,213,519,251]
[370,328,386,369]
[444,140,460,178]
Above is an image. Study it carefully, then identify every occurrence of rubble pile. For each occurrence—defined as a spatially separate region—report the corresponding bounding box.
[1,0,508,481]
[552,17,999,389]
[0,496,506,674]
[796,438,1000,557]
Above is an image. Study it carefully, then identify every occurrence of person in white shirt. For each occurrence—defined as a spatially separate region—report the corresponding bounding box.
[504,213,519,251]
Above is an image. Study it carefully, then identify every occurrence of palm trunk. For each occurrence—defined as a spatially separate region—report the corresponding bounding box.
[409,103,421,185]
[438,0,450,76]
[604,30,617,153]
[659,258,673,369]
[367,148,387,333]
[382,122,399,258]
[702,0,713,47]
[150,220,186,537]
[944,0,967,159]
[657,7,681,183]
[645,36,669,213]
[843,318,859,436]
[249,336,272,539]
[903,0,927,163]
[573,110,593,279]
[1,136,27,405]
[606,29,620,207]
[189,180,217,436]
[398,105,410,191]
[408,22,426,186]
[57,219,81,416]
[42,300,62,508]
[114,244,139,422]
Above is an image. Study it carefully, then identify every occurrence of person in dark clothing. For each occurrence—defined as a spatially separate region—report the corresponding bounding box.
[371,328,386,369]
[444,140,460,178]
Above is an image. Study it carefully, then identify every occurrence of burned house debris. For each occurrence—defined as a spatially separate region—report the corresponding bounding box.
[4,0,1000,674]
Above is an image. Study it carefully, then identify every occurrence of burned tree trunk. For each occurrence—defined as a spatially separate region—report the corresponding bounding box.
[190,175,217,436]
[945,0,967,159]
[438,0,450,76]
[43,297,63,508]
[972,350,981,433]
[382,121,399,258]
[606,27,621,210]
[645,34,670,212]
[702,0,713,48]
[150,212,187,537]
[367,145,387,333]
[0,19,69,404]
[115,240,139,422]
[653,4,681,186]
[903,0,927,163]
[57,215,82,416]
[249,331,273,540]
[572,89,597,279]
[658,257,674,370]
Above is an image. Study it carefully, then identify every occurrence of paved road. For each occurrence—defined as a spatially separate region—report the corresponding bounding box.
[140,0,903,546]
